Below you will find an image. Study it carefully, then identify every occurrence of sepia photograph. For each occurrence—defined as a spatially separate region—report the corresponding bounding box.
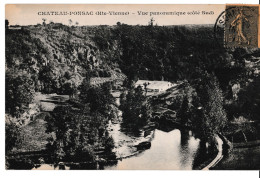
[4,3,260,171]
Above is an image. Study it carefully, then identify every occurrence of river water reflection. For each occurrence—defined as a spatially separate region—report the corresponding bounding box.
[105,128,200,170]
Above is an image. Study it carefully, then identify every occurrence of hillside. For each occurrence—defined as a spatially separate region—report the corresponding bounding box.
[6,23,125,95]
[6,22,260,120]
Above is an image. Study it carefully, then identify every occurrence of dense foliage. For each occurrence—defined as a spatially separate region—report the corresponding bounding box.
[41,73,117,164]
[6,70,35,117]
[120,85,152,128]
[192,73,227,140]
[175,73,228,141]
[79,80,116,118]
[236,75,260,120]
[45,105,114,163]
[5,117,21,154]
[5,23,231,95]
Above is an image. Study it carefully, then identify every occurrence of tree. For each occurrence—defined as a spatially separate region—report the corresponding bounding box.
[6,70,35,117]
[79,82,115,118]
[148,17,155,26]
[42,18,47,26]
[120,86,152,128]
[173,81,195,127]
[5,19,9,30]
[69,19,73,26]
[62,81,77,98]
[192,73,227,141]
[177,95,190,126]
[38,65,59,93]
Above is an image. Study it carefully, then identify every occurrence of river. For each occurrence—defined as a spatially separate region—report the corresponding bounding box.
[104,123,200,170]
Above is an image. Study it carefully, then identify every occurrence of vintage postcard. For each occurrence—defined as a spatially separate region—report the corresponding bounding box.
[5,4,260,170]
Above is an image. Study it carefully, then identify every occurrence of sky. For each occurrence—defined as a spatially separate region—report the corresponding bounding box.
[6,4,225,26]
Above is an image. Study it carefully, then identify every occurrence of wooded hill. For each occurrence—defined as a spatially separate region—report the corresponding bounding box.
[6,22,260,122]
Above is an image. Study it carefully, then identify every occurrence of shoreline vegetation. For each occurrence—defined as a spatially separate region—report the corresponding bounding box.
[5,20,259,170]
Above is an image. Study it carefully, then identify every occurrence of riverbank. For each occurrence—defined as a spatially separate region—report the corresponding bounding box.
[107,120,156,159]
[201,135,223,170]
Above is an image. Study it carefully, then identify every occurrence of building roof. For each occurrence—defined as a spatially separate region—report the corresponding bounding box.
[135,80,173,90]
